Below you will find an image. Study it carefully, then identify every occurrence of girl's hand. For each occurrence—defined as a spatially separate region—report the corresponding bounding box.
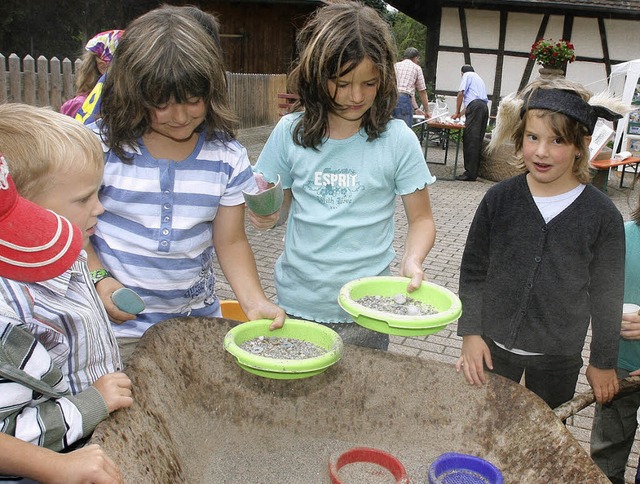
[94,278,137,325]
[48,444,123,484]
[586,365,619,404]
[247,188,291,231]
[621,312,640,340]
[399,188,435,293]
[243,300,286,330]
[456,335,493,386]
[399,257,426,293]
[247,209,280,231]
[629,368,640,377]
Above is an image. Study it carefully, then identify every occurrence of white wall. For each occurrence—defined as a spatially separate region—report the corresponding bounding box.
[436,7,640,110]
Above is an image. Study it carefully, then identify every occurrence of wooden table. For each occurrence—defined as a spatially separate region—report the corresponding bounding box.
[590,156,640,192]
[419,120,465,179]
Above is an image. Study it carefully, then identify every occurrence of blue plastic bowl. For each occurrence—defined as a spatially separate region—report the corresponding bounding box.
[428,452,503,484]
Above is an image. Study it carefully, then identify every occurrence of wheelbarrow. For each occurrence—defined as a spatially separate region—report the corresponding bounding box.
[90,317,614,483]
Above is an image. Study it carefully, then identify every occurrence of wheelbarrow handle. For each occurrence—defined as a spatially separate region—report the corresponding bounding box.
[553,375,640,421]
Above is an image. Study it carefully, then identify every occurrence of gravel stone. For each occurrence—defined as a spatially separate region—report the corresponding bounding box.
[357,294,438,316]
[240,336,327,359]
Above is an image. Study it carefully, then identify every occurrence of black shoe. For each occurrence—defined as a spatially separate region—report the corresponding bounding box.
[456,174,477,181]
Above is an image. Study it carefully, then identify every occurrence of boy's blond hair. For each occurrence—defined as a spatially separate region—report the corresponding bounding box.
[0,103,103,199]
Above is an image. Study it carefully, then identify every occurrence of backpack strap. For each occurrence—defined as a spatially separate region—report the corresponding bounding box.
[0,363,64,399]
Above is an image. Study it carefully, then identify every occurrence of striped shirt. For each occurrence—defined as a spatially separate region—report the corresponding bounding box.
[90,128,258,337]
[0,252,118,454]
[394,58,427,96]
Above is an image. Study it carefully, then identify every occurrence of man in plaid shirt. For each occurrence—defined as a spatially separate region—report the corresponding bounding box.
[393,47,430,127]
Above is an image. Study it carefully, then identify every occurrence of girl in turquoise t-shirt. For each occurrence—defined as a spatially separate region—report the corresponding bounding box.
[591,200,640,482]
[250,2,437,349]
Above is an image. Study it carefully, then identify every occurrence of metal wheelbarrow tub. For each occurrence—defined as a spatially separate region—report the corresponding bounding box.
[90,317,609,483]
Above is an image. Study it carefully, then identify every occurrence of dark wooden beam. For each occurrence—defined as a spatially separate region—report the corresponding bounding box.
[562,15,573,41]
[432,0,640,19]
[519,14,549,92]
[598,17,612,79]
[386,0,640,20]
[458,7,470,66]
[491,10,508,117]
[425,2,442,90]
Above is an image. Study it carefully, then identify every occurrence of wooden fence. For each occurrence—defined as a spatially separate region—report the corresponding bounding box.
[226,72,287,128]
[0,53,286,129]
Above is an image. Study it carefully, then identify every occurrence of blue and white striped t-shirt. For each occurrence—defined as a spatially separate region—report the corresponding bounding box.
[91,130,258,337]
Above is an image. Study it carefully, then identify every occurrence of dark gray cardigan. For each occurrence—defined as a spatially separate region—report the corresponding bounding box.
[458,174,625,369]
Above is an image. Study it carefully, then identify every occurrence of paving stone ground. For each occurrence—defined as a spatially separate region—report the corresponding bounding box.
[214,124,640,482]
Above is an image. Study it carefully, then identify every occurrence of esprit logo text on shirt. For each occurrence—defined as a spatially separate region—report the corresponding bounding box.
[306,168,363,209]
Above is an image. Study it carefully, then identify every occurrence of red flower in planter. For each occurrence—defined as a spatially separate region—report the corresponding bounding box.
[530,39,576,68]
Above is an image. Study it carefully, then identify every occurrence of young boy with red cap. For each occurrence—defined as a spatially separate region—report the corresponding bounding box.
[0,103,133,482]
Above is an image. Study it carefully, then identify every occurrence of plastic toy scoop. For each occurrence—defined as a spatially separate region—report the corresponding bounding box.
[111,287,145,314]
[243,174,284,216]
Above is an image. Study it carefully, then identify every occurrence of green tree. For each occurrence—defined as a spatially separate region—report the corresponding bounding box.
[0,0,154,60]
[390,11,426,62]
[389,11,437,99]
[360,0,392,19]
[0,0,82,59]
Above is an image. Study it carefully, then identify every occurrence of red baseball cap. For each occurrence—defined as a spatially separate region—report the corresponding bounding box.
[0,153,83,282]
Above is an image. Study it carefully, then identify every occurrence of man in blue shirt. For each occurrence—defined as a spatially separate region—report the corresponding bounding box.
[453,65,489,181]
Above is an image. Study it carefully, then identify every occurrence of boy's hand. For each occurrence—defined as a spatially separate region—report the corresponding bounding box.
[456,335,493,386]
[247,208,280,231]
[244,300,286,330]
[94,278,137,325]
[586,365,619,404]
[48,444,122,484]
[92,372,133,413]
[621,312,640,340]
